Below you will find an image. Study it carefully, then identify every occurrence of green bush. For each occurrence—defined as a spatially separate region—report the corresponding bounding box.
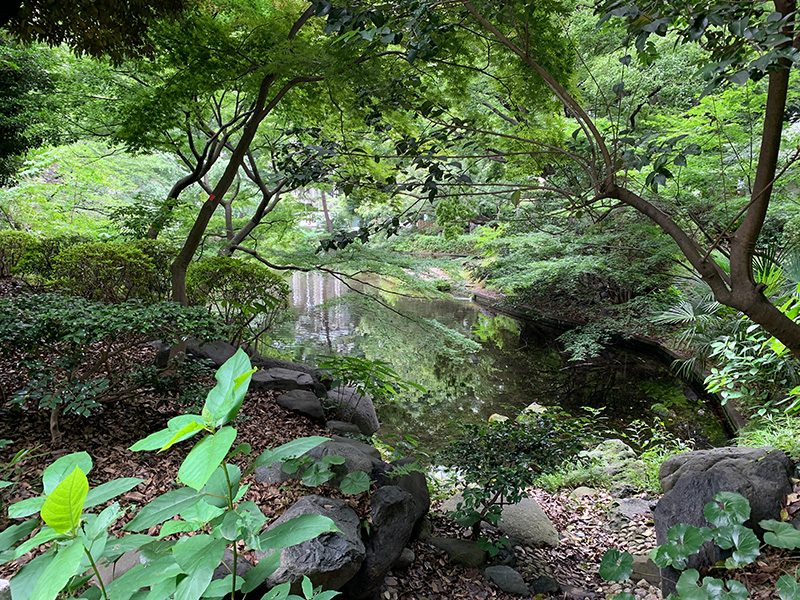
[52,241,159,303]
[0,230,39,277]
[130,238,178,301]
[14,233,91,283]
[187,256,290,346]
[440,408,598,541]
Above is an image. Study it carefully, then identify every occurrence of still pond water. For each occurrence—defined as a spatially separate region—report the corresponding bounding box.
[270,273,729,454]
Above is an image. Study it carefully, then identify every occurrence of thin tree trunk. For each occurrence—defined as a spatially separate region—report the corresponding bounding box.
[321,190,333,233]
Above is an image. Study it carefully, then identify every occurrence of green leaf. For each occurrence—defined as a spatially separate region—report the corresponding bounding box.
[674,570,707,600]
[172,535,226,600]
[102,534,155,561]
[301,576,313,599]
[255,437,330,468]
[258,514,340,551]
[85,502,122,540]
[130,415,205,451]
[760,519,800,549]
[14,526,63,559]
[263,581,291,600]
[8,496,45,519]
[178,427,237,491]
[0,519,38,553]
[777,574,800,600]
[84,478,143,508]
[599,549,634,581]
[159,520,201,538]
[41,467,88,534]
[159,421,207,452]
[301,462,335,487]
[241,551,280,593]
[203,464,241,508]
[714,525,760,568]
[42,452,92,495]
[29,540,84,600]
[701,577,748,600]
[704,492,750,527]
[203,348,254,427]
[9,552,53,600]
[124,488,203,531]
[201,575,243,598]
[339,471,371,495]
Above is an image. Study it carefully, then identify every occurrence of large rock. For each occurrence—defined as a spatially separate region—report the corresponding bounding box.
[250,368,316,392]
[442,492,557,546]
[254,440,378,487]
[276,390,325,421]
[0,579,10,600]
[213,549,253,580]
[654,447,793,596]
[251,357,328,396]
[326,387,379,436]
[342,486,418,600]
[429,537,487,567]
[156,338,237,369]
[387,459,430,525]
[258,495,365,591]
[496,497,559,547]
[484,566,531,596]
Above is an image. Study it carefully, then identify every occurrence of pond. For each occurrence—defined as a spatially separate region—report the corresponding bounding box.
[270,273,730,454]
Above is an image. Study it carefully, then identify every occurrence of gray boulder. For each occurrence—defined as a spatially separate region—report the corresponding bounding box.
[331,436,382,461]
[429,537,487,567]
[258,495,365,591]
[326,387,379,435]
[484,566,530,596]
[655,446,792,596]
[612,498,653,521]
[531,575,561,595]
[252,357,328,396]
[387,460,430,525]
[342,486,418,599]
[250,368,316,392]
[276,390,325,421]
[497,498,559,547]
[156,338,237,369]
[630,554,660,587]
[1,579,10,600]
[394,548,415,570]
[254,440,377,487]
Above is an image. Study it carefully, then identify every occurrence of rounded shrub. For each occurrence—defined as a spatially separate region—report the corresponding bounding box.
[0,229,39,277]
[53,241,158,303]
[187,256,290,346]
[14,232,91,283]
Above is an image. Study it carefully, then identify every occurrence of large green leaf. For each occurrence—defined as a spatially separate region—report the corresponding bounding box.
[0,519,38,553]
[703,492,751,528]
[201,575,244,599]
[124,488,203,532]
[674,570,708,600]
[159,520,201,538]
[172,535,226,600]
[778,574,800,600]
[701,577,749,600]
[42,452,92,495]
[102,534,156,561]
[41,467,88,534]
[258,514,340,551]
[178,427,237,491]
[255,437,330,468]
[130,415,205,451]
[14,527,63,559]
[760,519,800,550]
[9,552,52,600]
[203,348,254,427]
[714,524,761,568]
[103,564,149,600]
[29,540,84,600]
[7,496,45,519]
[241,552,281,593]
[84,478,144,508]
[202,464,241,508]
[339,471,371,495]
[159,421,207,453]
[599,549,633,581]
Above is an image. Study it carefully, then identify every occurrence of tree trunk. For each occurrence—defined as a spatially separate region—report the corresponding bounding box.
[321,190,333,233]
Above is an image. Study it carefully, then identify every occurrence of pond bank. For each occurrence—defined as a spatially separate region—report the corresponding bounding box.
[466,284,744,435]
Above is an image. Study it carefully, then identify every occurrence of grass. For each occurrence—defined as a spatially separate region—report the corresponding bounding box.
[735,413,800,461]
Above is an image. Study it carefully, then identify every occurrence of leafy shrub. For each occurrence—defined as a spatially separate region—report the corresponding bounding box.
[0,293,221,438]
[440,408,597,541]
[52,241,160,303]
[187,256,290,346]
[600,492,800,600]
[130,357,217,410]
[0,350,340,600]
[130,238,178,301]
[0,229,38,277]
[13,232,91,283]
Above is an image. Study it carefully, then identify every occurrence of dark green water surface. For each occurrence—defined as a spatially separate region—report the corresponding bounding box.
[270,273,729,454]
